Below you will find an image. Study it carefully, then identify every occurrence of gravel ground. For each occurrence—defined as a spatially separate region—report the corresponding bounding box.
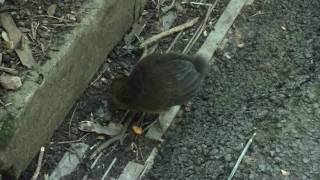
[145,0,320,179]
[20,0,320,179]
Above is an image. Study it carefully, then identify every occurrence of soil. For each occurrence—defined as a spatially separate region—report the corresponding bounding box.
[0,0,87,99]
[20,0,320,179]
[145,0,320,179]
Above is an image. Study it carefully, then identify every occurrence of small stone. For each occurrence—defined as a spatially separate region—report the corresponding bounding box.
[275,157,281,162]
[258,164,266,171]
[270,150,275,157]
[302,158,310,163]
[224,154,232,162]
[305,51,312,58]
[0,75,22,90]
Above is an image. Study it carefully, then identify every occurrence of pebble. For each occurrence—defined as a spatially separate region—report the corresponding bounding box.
[224,154,232,162]
[302,158,310,163]
[258,163,266,171]
[270,150,275,157]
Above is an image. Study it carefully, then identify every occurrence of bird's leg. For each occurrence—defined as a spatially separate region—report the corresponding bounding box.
[119,110,130,123]
[119,110,137,145]
[137,112,146,126]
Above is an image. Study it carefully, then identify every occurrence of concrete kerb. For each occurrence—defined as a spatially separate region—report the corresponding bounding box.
[0,0,145,178]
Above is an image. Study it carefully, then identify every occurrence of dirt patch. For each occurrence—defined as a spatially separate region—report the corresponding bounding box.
[0,0,87,99]
[20,0,320,179]
[20,0,229,179]
[145,0,320,179]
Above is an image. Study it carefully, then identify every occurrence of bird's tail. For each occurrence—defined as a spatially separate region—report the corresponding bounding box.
[191,55,209,77]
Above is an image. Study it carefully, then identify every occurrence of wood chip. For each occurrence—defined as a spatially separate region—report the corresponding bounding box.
[47,4,57,16]
[0,75,22,90]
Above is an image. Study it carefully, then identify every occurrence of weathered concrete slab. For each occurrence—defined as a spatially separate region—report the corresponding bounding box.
[118,161,144,180]
[0,0,145,178]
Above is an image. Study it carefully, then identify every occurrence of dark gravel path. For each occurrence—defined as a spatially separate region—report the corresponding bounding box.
[145,0,320,179]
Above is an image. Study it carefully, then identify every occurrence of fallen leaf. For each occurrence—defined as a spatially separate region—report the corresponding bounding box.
[0,75,22,90]
[15,35,36,68]
[281,26,286,31]
[47,4,57,16]
[78,121,123,136]
[1,31,14,49]
[1,31,10,42]
[0,13,22,49]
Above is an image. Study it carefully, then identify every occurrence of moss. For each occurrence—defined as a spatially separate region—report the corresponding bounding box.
[0,112,15,149]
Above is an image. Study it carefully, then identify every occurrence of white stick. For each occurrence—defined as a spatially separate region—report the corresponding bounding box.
[227,132,256,180]
[101,157,117,180]
[31,147,45,180]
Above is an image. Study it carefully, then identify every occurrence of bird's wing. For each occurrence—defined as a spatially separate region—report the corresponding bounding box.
[141,58,202,106]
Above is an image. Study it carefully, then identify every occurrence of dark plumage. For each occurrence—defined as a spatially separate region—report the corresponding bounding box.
[111,53,208,112]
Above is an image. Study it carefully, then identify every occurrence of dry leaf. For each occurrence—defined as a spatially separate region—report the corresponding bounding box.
[15,35,36,68]
[132,125,143,135]
[47,4,57,16]
[0,75,22,90]
[0,13,22,49]
[1,31,14,49]
[78,121,123,136]
[1,31,10,42]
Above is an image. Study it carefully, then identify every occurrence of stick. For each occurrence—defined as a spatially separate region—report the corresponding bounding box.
[0,66,18,75]
[183,0,219,54]
[181,1,212,7]
[31,147,45,180]
[166,31,183,53]
[101,157,117,180]
[89,134,123,160]
[68,103,78,138]
[227,132,256,180]
[140,17,199,48]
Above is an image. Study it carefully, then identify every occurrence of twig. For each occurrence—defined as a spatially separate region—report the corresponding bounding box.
[51,133,89,145]
[181,1,213,7]
[183,0,219,54]
[32,15,70,22]
[0,66,18,75]
[31,147,45,180]
[166,31,182,53]
[90,64,109,86]
[143,119,159,133]
[140,17,199,48]
[227,132,256,180]
[119,110,130,123]
[101,157,117,180]
[89,134,124,160]
[68,103,79,138]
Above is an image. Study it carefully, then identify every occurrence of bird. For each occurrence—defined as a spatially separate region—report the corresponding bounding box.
[111,53,208,113]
